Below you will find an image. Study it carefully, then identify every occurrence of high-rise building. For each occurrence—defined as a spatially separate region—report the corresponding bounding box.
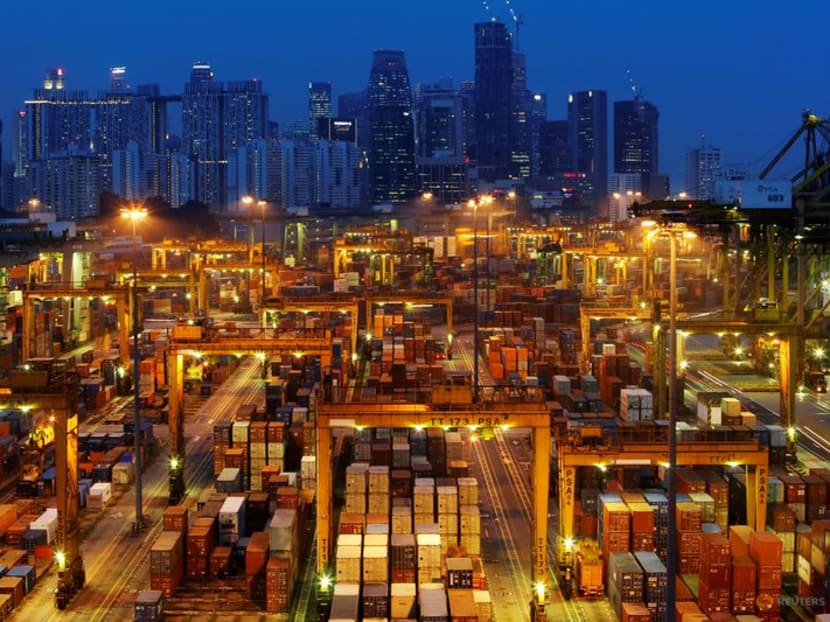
[529,92,547,177]
[367,50,416,205]
[109,67,127,91]
[474,21,513,182]
[510,51,532,180]
[15,111,28,178]
[280,140,314,209]
[308,82,332,134]
[568,89,608,213]
[27,151,101,220]
[414,79,468,203]
[608,173,643,222]
[182,62,269,211]
[685,141,721,200]
[613,98,659,189]
[317,118,358,144]
[338,89,370,150]
[538,120,570,176]
[25,68,95,162]
[226,139,279,210]
[312,139,362,209]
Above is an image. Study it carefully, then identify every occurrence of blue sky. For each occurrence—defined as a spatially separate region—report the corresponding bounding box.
[2,0,827,189]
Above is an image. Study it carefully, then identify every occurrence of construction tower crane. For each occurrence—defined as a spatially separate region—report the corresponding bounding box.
[504,0,524,49]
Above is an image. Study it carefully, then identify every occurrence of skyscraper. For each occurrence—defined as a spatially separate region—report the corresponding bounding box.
[529,92,547,177]
[182,62,269,211]
[510,51,531,180]
[338,89,370,150]
[685,140,721,200]
[367,50,416,205]
[414,79,468,203]
[568,90,608,213]
[538,120,570,176]
[474,21,513,182]
[613,98,659,189]
[109,67,127,91]
[308,82,332,134]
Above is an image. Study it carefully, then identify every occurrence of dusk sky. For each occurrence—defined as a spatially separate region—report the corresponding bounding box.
[2,0,827,189]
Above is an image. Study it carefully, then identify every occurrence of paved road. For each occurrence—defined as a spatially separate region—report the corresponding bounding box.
[11,357,262,621]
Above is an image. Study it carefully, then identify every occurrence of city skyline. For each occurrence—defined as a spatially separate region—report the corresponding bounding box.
[1,0,827,191]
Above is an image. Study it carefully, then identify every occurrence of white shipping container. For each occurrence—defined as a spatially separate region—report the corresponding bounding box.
[218,496,246,545]
[419,583,448,618]
[335,545,362,583]
[89,482,112,507]
[268,508,297,553]
[368,492,390,515]
[417,533,442,569]
[362,545,389,583]
[457,478,479,506]
[364,533,388,547]
[368,466,390,493]
[337,533,362,548]
[474,589,493,622]
[392,507,412,534]
[231,421,250,444]
[459,505,481,534]
[112,461,135,485]
[436,486,458,515]
[345,492,366,515]
[391,582,417,619]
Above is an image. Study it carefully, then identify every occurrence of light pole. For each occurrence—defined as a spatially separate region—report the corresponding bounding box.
[259,200,267,323]
[468,199,480,402]
[666,227,678,619]
[121,206,147,533]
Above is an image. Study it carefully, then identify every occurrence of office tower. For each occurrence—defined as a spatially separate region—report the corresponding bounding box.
[338,89,370,150]
[25,68,95,162]
[568,89,608,213]
[312,139,362,209]
[110,67,127,91]
[182,62,269,211]
[614,98,659,190]
[308,82,332,134]
[510,51,531,179]
[367,50,416,205]
[609,173,642,222]
[414,79,468,203]
[459,80,476,160]
[530,93,547,176]
[685,141,721,199]
[538,120,570,176]
[317,118,358,144]
[474,21,513,182]
[111,141,144,200]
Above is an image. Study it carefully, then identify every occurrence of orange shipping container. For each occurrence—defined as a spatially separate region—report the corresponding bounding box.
[0,505,18,538]
[749,532,783,566]
[729,525,753,556]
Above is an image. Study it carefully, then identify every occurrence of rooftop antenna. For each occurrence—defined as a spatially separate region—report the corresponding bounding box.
[504,0,524,49]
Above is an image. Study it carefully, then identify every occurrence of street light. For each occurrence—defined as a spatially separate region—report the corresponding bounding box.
[243,195,268,325]
[121,205,147,534]
[468,198,480,403]
[644,223,696,622]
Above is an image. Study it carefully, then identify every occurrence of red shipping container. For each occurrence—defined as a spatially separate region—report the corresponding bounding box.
[391,567,416,583]
[631,533,655,552]
[731,590,757,614]
[246,531,270,576]
[677,502,702,531]
[210,547,232,577]
[603,530,630,553]
[700,562,730,589]
[779,475,806,503]
[729,526,753,557]
[602,504,631,532]
[163,506,189,533]
[621,602,652,622]
[679,531,702,555]
[699,580,730,614]
[676,577,695,602]
[756,564,782,590]
[730,555,757,590]
[701,533,731,567]
[679,554,700,574]
[749,532,782,566]
[265,556,292,613]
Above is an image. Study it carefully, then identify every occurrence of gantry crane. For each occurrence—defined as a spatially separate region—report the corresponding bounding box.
[315,398,553,596]
[1,366,84,609]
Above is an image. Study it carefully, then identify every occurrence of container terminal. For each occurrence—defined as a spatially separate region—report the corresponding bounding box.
[0,119,829,622]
